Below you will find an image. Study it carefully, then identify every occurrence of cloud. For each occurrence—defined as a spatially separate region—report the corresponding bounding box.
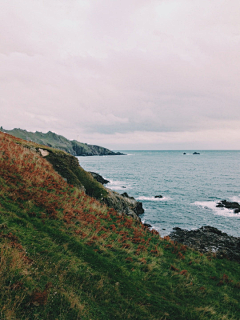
[77,127,240,150]
[0,0,240,149]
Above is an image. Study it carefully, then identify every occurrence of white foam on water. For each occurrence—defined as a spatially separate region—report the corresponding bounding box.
[136,196,171,201]
[107,180,131,191]
[193,200,240,217]
[229,195,240,203]
[150,225,160,232]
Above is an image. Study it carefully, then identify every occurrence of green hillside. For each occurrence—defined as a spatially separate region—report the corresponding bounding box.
[1,131,240,320]
[0,127,123,156]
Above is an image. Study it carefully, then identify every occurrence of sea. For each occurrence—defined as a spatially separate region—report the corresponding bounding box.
[77,151,240,237]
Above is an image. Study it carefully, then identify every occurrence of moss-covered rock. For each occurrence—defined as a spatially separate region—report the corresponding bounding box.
[44,149,108,200]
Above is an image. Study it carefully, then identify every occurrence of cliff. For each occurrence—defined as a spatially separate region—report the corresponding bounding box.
[42,146,143,219]
[0,127,124,156]
[1,131,142,220]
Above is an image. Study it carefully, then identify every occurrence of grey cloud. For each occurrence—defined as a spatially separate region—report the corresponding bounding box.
[1,0,240,149]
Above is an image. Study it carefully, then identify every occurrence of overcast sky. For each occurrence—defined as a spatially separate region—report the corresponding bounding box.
[1,0,240,149]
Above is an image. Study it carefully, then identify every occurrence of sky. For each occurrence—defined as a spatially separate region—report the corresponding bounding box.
[1,0,240,150]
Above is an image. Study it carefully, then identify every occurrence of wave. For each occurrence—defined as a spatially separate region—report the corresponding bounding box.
[141,220,160,232]
[193,200,240,217]
[136,196,171,201]
[107,179,131,191]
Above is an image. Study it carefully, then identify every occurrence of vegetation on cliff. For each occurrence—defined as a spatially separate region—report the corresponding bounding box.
[0,127,124,156]
[1,131,240,320]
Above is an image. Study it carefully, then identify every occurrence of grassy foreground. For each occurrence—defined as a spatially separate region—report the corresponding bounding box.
[0,131,240,320]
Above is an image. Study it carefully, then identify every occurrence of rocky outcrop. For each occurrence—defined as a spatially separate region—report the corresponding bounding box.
[104,190,144,221]
[36,146,143,221]
[121,192,144,215]
[89,172,109,185]
[216,200,240,213]
[71,140,124,156]
[39,148,144,220]
[169,226,240,262]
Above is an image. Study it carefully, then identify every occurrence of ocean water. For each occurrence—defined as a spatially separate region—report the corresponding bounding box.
[77,151,240,237]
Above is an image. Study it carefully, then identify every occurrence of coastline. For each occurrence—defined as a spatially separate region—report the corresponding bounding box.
[1,131,240,319]
[90,171,240,263]
[78,150,240,238]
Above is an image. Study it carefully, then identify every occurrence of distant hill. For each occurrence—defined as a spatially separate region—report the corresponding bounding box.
[0,127,124,156]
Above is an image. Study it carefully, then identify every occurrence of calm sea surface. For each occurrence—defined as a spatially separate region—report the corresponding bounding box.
[77,151,240,237]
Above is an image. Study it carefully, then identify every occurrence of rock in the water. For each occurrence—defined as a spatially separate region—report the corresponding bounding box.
[155,195,163,198]
[193,152,200,155]
[216,200,240,213]
[169,226,240,262]
[89,172,109,184]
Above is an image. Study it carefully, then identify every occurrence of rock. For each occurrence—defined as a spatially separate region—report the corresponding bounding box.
[89,172,109,184]
[39,148,49,157]
[104,189,144,221]
[193,152,200,155]
[155,195,163,198]
[169,226,240,262]
[135,201,145,215]
[144,223,152,228]
[216,200,240,213]
[121,192,134,199]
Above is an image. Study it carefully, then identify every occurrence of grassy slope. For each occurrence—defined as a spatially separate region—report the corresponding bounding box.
[0,131,240,320]
[0,132,108,200]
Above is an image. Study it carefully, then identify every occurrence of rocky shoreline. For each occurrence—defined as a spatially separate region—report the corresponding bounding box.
[89,172,110,185]
[88,172,144,221]
[169,226,240,262]
[91,172,240,263]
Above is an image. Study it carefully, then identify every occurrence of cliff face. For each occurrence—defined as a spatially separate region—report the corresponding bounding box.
[0,127,124,156]
[71,140,123,156]
[104,190,144,221]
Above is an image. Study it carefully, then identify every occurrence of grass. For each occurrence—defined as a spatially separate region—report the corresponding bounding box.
[0,131,240,319]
